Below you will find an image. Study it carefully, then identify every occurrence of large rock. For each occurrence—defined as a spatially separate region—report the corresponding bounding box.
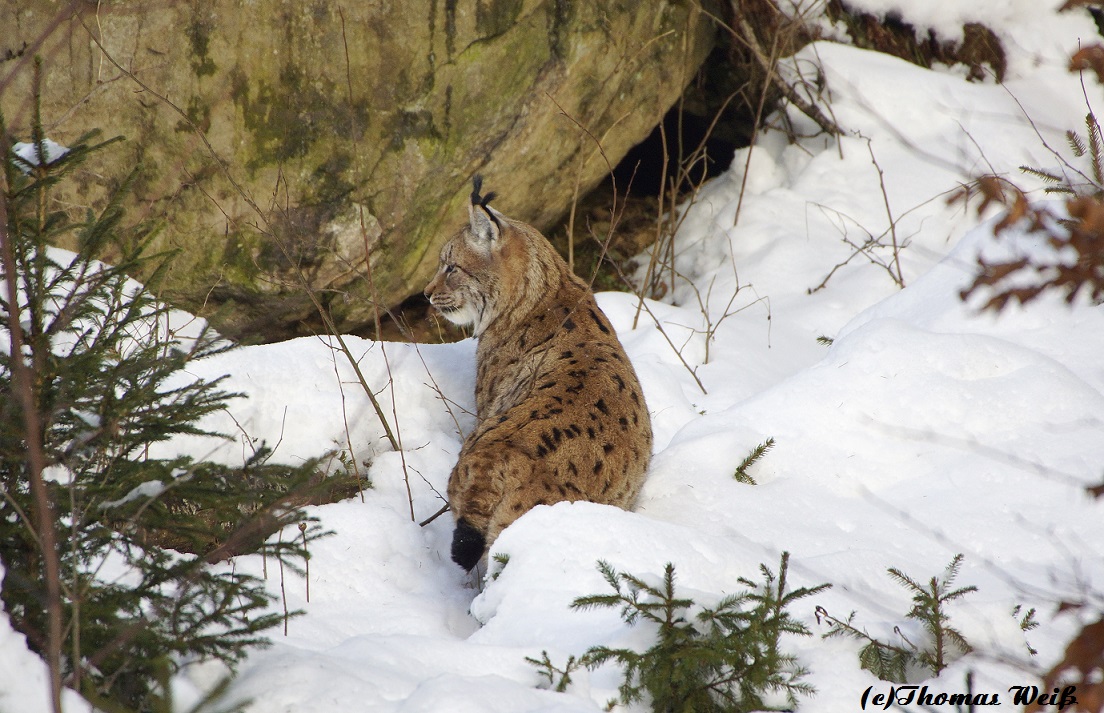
[1,0,714,341]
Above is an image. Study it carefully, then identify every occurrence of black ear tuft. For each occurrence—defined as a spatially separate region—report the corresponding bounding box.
[471,175,484,206]
[451,518,485,571]
[470,175,498,210]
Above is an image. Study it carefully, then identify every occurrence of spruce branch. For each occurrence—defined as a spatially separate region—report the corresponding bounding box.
[1068,128,1088,157]
[1086,112,1103,184]
[817,606,912,683]
[734,437,775,485]
[1013,604,1040,656]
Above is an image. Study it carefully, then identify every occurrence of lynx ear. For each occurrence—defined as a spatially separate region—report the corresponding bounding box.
[467,174,502,248]
[468,202,500,246]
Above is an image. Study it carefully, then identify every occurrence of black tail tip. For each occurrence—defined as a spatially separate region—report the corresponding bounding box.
[451,518,485,571]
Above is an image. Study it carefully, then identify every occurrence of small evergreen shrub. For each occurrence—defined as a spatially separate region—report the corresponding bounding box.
[817,553,978,682]
[526,650,584,694]
[0,85,342,710]
[530,552,829,712]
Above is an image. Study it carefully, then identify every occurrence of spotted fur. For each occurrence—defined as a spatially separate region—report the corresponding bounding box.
[424,177,653,570]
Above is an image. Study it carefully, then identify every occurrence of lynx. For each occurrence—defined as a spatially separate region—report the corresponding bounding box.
[424,177,653,571]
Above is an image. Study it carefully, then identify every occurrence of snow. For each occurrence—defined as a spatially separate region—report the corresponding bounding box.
[0,580,88,713]
[12,139,69,171]
[99,480,167,510]
[5,2,1104,711]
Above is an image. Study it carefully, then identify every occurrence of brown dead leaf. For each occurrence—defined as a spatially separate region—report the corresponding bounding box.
[1070,44,1104,84]
[994,190,1029,234]
[1060,0,1104,11]
[1087,480,1104,498]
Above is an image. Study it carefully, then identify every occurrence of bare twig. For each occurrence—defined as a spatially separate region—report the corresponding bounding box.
[298,522,310,603]
[545,91,637,297]
[419,503,451,528]
[277,531,289,636]
[808,179,957,294]
[323,338,366,502]
[733,17,782,228]
[633,127,671,329]
[711,2,842,137]
[549,73,714,395]
[687,273,770,364]
[412,343,471,437]
[612,260,708,394]
[545,92,622,214]
[378,340,415,521]
[868,141,905,288]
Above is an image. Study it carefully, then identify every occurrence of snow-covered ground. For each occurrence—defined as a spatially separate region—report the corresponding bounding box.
[4,1,1104,711]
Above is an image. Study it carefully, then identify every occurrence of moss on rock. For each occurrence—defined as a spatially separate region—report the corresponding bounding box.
[1,0,715,342]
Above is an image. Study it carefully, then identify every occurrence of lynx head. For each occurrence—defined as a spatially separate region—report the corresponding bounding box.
[424,176,539,335]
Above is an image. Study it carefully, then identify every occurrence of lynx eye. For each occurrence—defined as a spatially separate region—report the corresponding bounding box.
[444,264,457,275]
